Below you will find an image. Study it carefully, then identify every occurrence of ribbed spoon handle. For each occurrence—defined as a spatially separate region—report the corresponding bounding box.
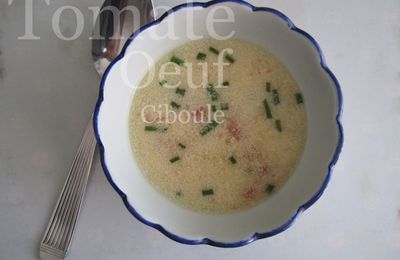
[40,118,96,259]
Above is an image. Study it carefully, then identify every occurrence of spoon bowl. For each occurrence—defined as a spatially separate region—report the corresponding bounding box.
[92,0,154,76]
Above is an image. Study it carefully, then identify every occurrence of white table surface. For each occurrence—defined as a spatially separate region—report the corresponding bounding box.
[1,0,399,259]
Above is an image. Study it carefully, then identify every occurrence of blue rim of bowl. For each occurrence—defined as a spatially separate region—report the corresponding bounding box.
[93,0,344,248]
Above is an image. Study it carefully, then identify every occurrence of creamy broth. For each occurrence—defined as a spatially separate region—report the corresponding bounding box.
[129,38,307,214]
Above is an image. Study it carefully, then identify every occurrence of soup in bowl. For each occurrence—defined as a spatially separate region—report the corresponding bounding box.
[94,0,343,246]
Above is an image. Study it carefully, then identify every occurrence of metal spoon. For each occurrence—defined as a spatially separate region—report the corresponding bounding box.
[92,0,154,76]
[39,1,154,259]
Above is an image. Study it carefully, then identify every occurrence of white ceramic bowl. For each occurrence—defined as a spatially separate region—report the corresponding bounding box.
[94,0,343,247]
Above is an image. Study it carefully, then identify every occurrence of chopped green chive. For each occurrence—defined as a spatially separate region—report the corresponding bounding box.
[211,104,217,112]
[178,143,186,149]
[175,191,183,197]
[176,87,186,96]
[206,84,219,101]
[229,156,237,164]
[275,119,282,132]
[265,184,275,194]
[266,82,271,92]
[170,55,184,66]
[144,125,158,131]
[220,103,229,110]
[225,54,235,63]
[200,120,219,136]
[145,125,167,132]
[209,46,219,55]
[202,188,214,196]
[197,52,207,60]
[223,81,230,86]
[263,99,273,119]
[169,156,180,163]
[159,79,167,86]
[272,89,280,105]
[295,92,304,104]
[170,101,181,109]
